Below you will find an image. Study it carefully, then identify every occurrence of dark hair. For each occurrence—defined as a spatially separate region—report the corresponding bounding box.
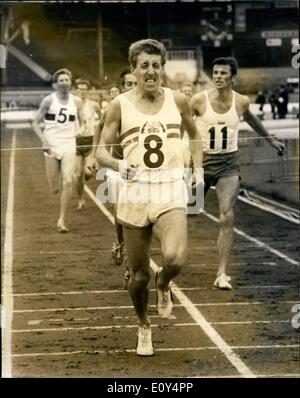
[52,68,72,83]
[128,39,167,69]
[109,86,121,94]
[119,67,132,85]
[212,57,238,77]
[75,79,90,89]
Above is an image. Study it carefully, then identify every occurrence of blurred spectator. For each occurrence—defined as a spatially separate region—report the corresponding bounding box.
[74,77,81,87]
[9,99,18,109]
[108,86,121,101]
[194,72,209,93]
[255,90,266,120]
[180,81,195,102]
[119,67,137,91]
[174,72,190,88]
[255,91,266,111]
[268,90,277,120]
[276,84,289,119]
[194,78,208,93]
[291,106,299,119]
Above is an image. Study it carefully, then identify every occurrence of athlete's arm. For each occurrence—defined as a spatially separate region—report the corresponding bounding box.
[32,96,51,151]
[74,96,85,136]
[93,101,102,120]
[96,100,123,172]
[86,110,106,174]
[242,97,285,156]
[190,92,206,118]
[174,91,203,170]
[91,111,106,157]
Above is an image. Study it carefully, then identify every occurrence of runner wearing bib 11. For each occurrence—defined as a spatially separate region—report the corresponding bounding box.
[191,57,285,290]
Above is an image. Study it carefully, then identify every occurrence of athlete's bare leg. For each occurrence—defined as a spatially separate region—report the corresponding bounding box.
[57,151,76,231]
[215,174,240,281]
[111,186,125,265]
[153,209,187,290]
[45,155,60,194]
[74,155,86,209]
[112,203,124,245]
[115,217,124,243]
[123,225,152,326]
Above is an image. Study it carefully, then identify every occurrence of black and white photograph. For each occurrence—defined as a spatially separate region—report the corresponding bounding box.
[1,0,299,380]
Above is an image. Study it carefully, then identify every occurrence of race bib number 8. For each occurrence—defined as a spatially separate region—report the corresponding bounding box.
[139,121,166,169]
[143,134,164,168]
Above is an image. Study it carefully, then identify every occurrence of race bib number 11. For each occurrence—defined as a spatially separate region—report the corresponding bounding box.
[208,125,228,151]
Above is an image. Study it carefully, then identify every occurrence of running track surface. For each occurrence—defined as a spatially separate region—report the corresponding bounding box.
[1,127,299,378]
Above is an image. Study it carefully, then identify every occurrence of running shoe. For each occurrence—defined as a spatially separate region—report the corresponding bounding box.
[57,220,69,233]
[136,325,154,356]
[213,273,232,290]
[77,198,86,210]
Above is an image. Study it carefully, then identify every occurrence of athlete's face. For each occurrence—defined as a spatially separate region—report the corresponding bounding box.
[109,86,120,100]
[181,85,194,101]
[76,84,89,100]
[134,52,164,92]
[56,73,72,93]
[212,65,234,89]
[123,73,137,92]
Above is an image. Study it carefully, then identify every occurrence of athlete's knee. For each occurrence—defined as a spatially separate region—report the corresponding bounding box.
[62,177,74,190]
[219,209,234,228]
[131,267,151,287]
[163,247,185,273]
[74,170,84,183]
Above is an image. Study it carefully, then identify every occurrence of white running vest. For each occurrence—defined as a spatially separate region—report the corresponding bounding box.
[195,90,240,154]
[44,93,77,140]
[82,99,98,137]
[117,88,184,182]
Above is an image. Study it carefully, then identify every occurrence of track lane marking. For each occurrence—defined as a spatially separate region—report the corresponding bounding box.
[237,194,299,225]
[1,132,16,378]
[6,284,297,297]
[13,319,291,333]
[11,344,299,358]
[14,301,298,313]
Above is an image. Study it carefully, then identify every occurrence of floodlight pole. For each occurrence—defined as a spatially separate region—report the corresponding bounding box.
[97,8,104,83]
[1,7,8,85]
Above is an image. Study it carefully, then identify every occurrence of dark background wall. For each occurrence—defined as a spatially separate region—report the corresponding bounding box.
[1,1,298,89]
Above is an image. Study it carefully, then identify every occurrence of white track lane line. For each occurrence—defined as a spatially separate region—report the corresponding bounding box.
[237,194,299,225]
[1,132,16,378]
[11,344,299,358]
[13,322,198,333]
[13,319,291,333]
[23,317,290,325]
[13,301,298,313]
[202,210,299,267]
[84,185,114,223]
[84,185,255,377]
[6,284,296,297]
